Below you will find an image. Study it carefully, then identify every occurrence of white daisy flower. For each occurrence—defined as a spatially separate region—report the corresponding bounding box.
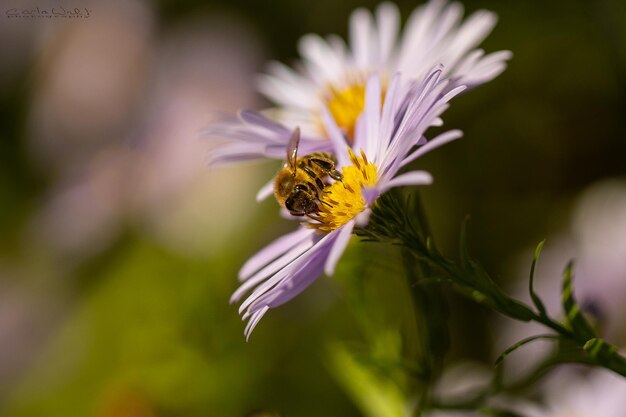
[206,0,509,199]
[259,0,510,138]
[232,66,464,339]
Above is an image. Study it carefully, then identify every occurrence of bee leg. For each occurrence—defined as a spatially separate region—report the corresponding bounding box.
[309,158,333,171]
[310,159,343,181]
[305,213,321,223]
[306,181,321,199]
[301,167,325,193]
[302,166,317,178]
[329,170,343,181]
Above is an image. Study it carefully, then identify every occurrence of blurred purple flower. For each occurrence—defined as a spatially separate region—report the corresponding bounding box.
[27,14,265,260]
[514,368,626,417]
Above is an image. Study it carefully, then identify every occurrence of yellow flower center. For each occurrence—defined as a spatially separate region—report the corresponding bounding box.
[326,83,366,140]
[309,149,378,232]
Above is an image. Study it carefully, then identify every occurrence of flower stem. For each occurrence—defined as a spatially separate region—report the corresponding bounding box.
[398,190,451,413]
[362,191,626,381]
[419,246,626,379]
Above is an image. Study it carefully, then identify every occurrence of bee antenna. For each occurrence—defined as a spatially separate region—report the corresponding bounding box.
[305,213,321,223]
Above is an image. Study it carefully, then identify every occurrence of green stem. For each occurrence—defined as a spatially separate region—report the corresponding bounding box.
[398,190,450,414]
[363,191,626,398]
[418,245,626,379]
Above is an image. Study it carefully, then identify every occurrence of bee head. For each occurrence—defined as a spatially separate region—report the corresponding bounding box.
[285,185,318,216]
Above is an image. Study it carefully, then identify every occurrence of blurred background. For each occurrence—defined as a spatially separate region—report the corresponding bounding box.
[0,0,625,416]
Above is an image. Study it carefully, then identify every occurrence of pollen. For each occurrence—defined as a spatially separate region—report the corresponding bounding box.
[309,149,378,232]
[326,83,366,140]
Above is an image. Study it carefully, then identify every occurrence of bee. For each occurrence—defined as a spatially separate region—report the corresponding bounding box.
[274,127,343,216]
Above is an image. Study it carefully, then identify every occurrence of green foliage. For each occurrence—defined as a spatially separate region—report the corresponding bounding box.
[328,341,411,417]
[560,262,596,340]
[528,240,548,318]
[494,334,560,367]
[361,192,536,323]
[330,240,430,415]
[2,0,626,415]
[583,338,626,376]
[360,187,626,411]
[2,238,360,417]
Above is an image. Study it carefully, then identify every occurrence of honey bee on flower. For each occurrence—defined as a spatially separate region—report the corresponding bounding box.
[206,0,510,201]
[273,127,342,217]
[232,65,464,339]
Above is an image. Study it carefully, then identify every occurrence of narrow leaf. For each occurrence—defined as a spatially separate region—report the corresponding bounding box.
[584,338,617,361]
[495,334,561,367]
[582,338,626,377]
[529,240,548,317]
[561,261,596,340]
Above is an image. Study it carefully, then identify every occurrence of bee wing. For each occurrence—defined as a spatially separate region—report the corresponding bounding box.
[286,127,301,172]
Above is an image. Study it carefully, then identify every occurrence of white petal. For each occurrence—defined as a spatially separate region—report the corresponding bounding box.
[207,143,272,165]
[400,129,463,168]
[324,220,355,276]
[452,49,485,80]
[239,231,334,314]
[375,2,400,65]
[239,110,289,134]
[244,306,269,341]
[354,208,372,227]
[363,74,381,157]
[377,72,402,161]
[239,227,314,281]
[379,66,445,175]
[320,108,350,167]
[440,85,467,106]
[457,50,512,87]
[257,62,317,107]
[256,178,275,202]
[299,34,346,85]
[246,241,330,311]
[380,171,433,193]
[350,8,374,68]
[396,0,445,74]
[444,10,497,70]
[352,113,367,153]
[231,238,315,302]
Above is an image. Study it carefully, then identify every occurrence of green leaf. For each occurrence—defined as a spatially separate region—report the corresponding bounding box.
[528,240,548,317]
[583,338,626,377]
[327,343,411,417]
[584,338,626,377]
[584,338,617,360]
[410,276,452,286]
[561,261,596,340]
[495,334,561,367]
